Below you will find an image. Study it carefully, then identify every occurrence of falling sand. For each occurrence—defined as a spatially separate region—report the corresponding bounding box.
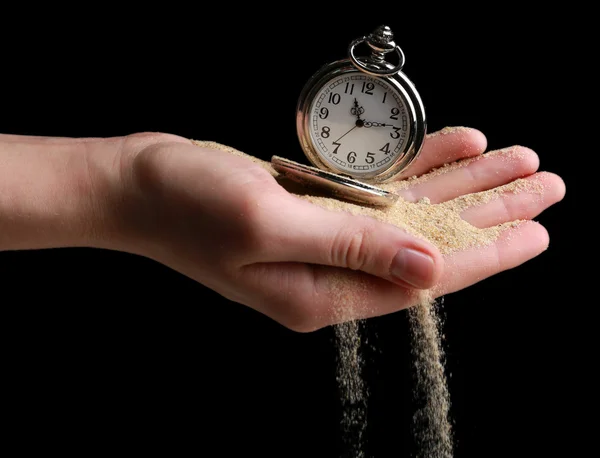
[190,138,544,457]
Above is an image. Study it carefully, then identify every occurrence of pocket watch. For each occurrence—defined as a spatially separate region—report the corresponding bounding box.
[271,25,426,206]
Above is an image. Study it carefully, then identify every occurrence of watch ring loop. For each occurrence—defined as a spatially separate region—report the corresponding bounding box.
[348,37,405,77]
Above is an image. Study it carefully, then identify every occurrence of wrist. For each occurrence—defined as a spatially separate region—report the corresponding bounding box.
[0,137,109,250]
[0,134,164,252]
[57,133,189,253]
[82,133,195,255]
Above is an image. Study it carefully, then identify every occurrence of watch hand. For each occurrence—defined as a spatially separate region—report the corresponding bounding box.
[363,121,395,128]
[351,98,365,123]
[333,100,366,146]
[332,125,358,144]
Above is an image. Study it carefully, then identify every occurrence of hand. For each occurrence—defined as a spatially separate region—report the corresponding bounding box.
[351,98,365,122]
[332,124,358,144]
[363,121,394,128]
[112,135,445,331]
[117,128,563,332]
[0,129,565,333]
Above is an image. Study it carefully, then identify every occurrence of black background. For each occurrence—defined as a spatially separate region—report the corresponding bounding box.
[1,8,589,458]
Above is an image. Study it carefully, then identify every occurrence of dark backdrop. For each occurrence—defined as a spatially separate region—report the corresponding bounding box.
[1,8,587,458]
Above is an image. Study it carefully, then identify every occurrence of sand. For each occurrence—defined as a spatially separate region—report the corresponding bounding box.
[190,138,543,457]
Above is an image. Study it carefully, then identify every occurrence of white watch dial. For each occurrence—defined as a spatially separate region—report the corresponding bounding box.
[309,72,411,178]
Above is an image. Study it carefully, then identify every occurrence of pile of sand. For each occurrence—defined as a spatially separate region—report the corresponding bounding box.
[190,138,541,457]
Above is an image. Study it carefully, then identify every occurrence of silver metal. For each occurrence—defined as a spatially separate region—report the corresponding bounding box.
[296,64,425,183]
[271,156,399,207]
[292,25,426,203]
[348,25,405,77]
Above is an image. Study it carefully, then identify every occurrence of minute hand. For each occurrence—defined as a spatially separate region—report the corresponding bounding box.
[363,121,394,128]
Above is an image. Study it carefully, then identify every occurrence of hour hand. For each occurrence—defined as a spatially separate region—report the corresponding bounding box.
[350,98,364,120]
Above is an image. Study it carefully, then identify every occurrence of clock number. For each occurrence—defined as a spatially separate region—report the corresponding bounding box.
[382,92,387,104]
[328,93,341,105]
[365,152,375,164]
[361,82,374,95]
[321,126,330,138]
[347,151,357,163]
[390,107,400,120]
[379,143,391,155]
[390,126,401,139]
[319,107,329,119]
[332,141,341,154]
[344,82,355,95]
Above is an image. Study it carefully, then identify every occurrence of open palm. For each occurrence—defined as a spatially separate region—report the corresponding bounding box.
[128,127,564,332]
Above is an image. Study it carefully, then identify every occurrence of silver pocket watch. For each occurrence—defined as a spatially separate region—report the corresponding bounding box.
[272,25,426,206]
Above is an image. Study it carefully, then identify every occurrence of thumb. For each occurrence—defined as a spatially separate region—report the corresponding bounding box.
[261,195,444,289]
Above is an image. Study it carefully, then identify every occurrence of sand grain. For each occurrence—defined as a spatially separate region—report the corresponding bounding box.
[190,139,540,457]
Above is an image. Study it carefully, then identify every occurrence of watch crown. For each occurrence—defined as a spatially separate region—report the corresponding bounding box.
[348,25,405,75]
[366,25,396,54]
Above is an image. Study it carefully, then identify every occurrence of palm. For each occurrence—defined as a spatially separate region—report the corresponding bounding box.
[216,127,564,330]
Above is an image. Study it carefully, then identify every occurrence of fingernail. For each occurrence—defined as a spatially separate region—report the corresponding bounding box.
[391,248,436,289]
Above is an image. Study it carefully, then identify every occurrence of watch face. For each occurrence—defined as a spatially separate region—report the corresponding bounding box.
[308,71,411,179]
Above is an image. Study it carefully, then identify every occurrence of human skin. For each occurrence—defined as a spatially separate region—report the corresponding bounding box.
[0,129,565,331]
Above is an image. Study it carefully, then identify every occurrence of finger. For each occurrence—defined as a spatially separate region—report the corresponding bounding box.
[458,172,566,228]
[434,220,549,296]
[394,126,487,180]
[257,194,444,290]
[387,146,540,203]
